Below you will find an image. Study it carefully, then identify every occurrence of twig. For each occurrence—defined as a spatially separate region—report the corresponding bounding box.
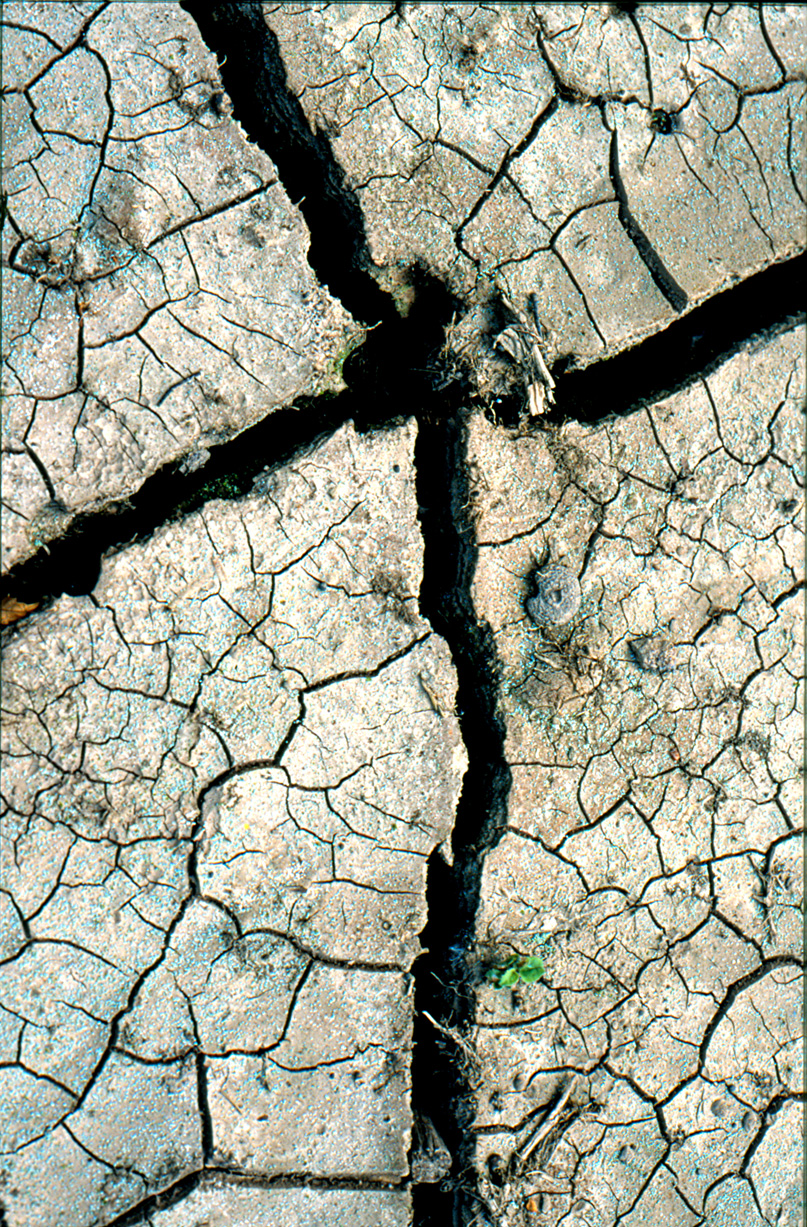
[496,294,556,415]
[512,1076,578,1174]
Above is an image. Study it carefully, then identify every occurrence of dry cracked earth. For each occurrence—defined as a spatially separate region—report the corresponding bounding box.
[0,4,804,1226]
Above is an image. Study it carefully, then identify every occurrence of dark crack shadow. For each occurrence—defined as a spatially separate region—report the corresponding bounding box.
[0,394,355,608]
[3,7,804,1226]
[98,1170,409,1227]
[408,330,513,1223]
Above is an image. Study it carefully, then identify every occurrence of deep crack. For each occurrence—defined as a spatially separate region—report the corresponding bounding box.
[550,250,806,422]
[410,368,512,1224]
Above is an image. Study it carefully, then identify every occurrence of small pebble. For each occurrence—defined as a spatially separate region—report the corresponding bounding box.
[629,636,672,674]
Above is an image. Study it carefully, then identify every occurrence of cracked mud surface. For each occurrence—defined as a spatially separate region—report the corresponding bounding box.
[1,5,804,1227]
[1,1,357,571]
[1,420,464,1226]
[467,327,803,1226]
[266,3,803,359]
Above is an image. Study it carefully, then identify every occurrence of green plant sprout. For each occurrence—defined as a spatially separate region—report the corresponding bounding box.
[486,952,545,989]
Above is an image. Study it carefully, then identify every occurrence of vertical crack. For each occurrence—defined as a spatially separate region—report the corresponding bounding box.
[628,11,654,108]
[410,393,511,1224]
[8,8,804,1226]
[757,3,787,81]
[194,1048,214,1165]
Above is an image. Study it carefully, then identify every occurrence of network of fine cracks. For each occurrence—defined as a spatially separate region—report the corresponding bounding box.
[1,5,804,1227]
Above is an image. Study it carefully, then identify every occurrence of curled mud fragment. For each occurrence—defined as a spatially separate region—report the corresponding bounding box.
[525,564,581,627]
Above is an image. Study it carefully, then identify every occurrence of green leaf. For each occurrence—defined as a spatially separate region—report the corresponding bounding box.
[521,955,544,971]
[498,967,519,987]
[518,958,544,982]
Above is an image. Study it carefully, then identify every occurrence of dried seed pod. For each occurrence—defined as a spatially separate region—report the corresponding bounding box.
[525,565,581,627]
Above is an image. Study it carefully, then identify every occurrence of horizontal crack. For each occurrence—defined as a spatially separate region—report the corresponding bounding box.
[98,1168,408,1227]
[5,8,803,1226]
[0,389,376,607]
[551,250,806,422]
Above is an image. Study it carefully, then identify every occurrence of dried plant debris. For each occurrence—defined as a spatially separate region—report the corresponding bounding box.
[495,296,557,417]
[267,2,806,365]
[0,596,40,625]
[410,1114,452,1185]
